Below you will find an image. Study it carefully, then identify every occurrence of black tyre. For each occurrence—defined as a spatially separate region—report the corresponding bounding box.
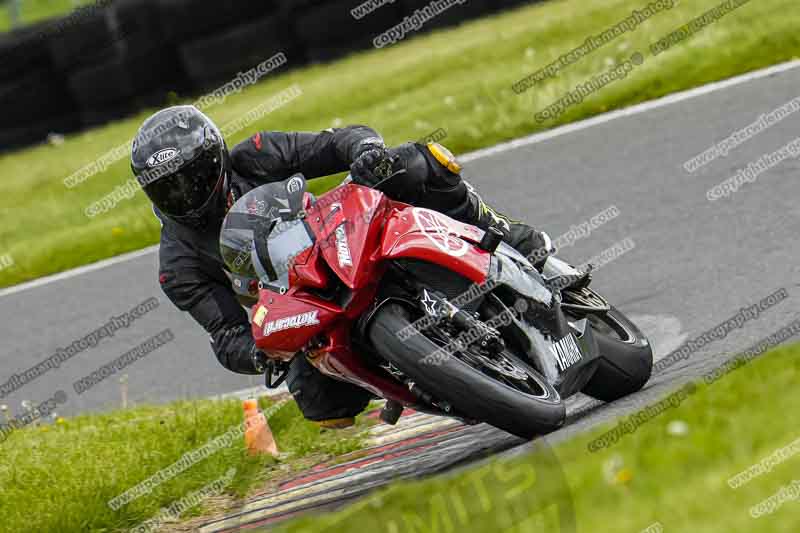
[578,306,653,402]
[368,302,565,439]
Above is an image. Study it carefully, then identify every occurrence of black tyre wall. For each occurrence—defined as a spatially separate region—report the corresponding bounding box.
[0,113,80,152]
[68,55,135,110]
[0,69,76,128]
[67,50,177,126]
[46,4,119,71]
[491,0,542,11]
[0,21,56,82]
[156,0,279,42]
[398,0,490,32]
[2,0,545,152]
[291,0,403,62]
[65,0,187,128]
[179,15,291,90]
[111,0,189,94]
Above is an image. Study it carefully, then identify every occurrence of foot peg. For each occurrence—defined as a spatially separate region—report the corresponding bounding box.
[380,400,404,425]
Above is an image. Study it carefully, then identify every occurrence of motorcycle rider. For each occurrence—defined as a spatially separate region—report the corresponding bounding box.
[131,105,552,427]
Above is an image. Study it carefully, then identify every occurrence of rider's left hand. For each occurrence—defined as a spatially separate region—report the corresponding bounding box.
[350,146,392,186]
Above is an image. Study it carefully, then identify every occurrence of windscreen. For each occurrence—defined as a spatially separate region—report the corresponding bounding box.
[220,174,312,292]
[253,218,315,292]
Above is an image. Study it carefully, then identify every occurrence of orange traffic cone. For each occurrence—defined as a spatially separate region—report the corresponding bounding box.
[243,398,279,457]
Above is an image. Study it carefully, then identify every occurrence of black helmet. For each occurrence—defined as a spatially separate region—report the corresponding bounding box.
[131,105,230,230]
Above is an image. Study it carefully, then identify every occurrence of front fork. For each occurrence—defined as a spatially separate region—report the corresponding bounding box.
[413,287,507,356]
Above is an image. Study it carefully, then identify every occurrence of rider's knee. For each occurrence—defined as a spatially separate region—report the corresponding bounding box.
[286,355,372,422]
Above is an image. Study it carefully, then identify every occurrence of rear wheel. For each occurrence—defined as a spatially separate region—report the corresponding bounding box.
[575,305,653,402]
[368,302,565,439]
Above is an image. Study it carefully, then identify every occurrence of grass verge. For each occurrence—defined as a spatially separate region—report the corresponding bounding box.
[0,394,371,533]
[0,0,798,288]
[269,342,800,533]
[0,0,94,32]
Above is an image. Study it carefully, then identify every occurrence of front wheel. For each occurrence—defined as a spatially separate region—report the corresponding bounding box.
[367,303,565,439]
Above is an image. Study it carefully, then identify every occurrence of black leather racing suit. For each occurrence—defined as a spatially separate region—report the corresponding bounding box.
[156,125,539,422]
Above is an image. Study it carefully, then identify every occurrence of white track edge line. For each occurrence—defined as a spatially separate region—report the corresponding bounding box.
[461,59,800,162]
[0,245,159,298]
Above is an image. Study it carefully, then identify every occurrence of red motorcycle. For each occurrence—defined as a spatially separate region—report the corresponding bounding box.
[219,173,652,438]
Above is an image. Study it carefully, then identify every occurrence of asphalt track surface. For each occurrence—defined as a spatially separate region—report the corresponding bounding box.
[1,61,799,527]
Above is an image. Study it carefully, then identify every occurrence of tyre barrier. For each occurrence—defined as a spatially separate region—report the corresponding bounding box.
[0,0,542,152]
[293,0,403,63]
[0,68,77,128]
[0,113,80,152]
[0,20,55,82]
[179,14,291,90]
[155,0,279,43]
[46,3,119,72]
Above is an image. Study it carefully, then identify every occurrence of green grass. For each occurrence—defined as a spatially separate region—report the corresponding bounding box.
[0,0,95,32]
[271,342,800,533]
[1,0,798,290]
[0,394,370,533]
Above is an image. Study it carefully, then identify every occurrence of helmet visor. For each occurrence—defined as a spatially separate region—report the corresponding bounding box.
[142,146,224,218]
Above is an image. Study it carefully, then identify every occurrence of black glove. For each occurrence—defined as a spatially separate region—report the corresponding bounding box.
[250,346,270,373]
[350,146,394,186]
[251,346,291,388]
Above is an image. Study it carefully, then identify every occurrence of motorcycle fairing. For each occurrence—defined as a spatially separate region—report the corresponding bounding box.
[380,206,491,285]
[251,292,342,357]
[309,328,418,405]
[486,254,602,396]
[488,245,553,307]
[304,184,389,290]
[556,319,601,395]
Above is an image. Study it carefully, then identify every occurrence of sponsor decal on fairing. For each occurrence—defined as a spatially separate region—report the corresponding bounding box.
[263,311,320,337]
[420,289,439,316]
[412,208,469,257]
[253,306,268,328]
[335,224,353,267]
[550,333,583,371]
